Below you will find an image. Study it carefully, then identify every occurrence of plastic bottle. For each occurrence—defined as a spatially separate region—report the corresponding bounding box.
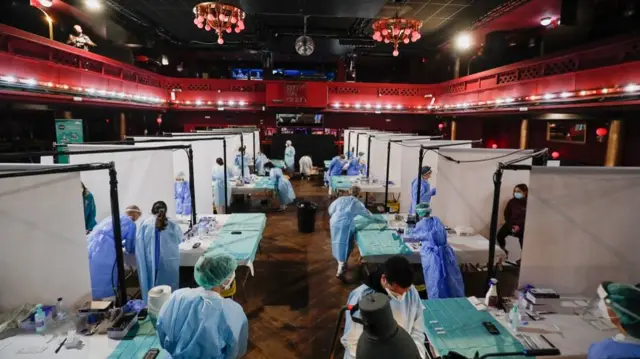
[34,304,46,334]
[198,220,208,236]
[56,297,66,320]
[509,305,521,333]
[485,278,499,307]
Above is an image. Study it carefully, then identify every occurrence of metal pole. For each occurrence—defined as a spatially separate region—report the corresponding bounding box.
[356,134,360,155]
[347,132,351,156]
[240,135,245,178]
[223,138,229,213]
[187,147,197,226]
[108,164,127,307]
[415,148,424,213]
[486,168,504,284]
[366,135,372,177]
[252,132,256,174]
[383,141,391,213]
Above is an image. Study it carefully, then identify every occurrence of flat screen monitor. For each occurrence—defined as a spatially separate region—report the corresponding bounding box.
[276,114,324,127]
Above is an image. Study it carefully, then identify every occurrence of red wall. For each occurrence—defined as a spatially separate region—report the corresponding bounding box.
[621,118,640,166]
[528,120,608,166]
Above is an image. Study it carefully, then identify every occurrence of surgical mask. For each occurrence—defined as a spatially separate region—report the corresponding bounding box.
[514,192,524,199]
[598,298,613,323]
[222,272,236,290]
[383,279,407,301]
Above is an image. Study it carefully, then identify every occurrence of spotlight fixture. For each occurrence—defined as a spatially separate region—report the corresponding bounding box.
[454,32,472,51]
[540,17,552,26]
[193,2,246,45]
[84,0,102,11]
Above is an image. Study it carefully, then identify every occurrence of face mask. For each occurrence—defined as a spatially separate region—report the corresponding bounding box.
[383,279,407,301]
[222,272,236,290]
[514,192,524,199]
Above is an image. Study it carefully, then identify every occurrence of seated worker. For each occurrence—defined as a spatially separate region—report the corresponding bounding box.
[265,162,295,211]
[88,205,141,299]
[341,256,426,359]
[413,204,464,299]
[588,282,640,359]
[157,251,248,359]
[329,186,386,280]
[497,183,528,257]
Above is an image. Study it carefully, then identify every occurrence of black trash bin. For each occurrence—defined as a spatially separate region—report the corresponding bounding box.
[297,200,318,233]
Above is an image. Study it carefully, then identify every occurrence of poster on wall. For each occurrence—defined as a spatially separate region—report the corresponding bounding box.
[55,119,84,164]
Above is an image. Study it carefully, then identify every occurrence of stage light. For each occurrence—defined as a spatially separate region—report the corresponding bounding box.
[624,83,639,93]
[395,104,403,109]
[560,92,572,98]
[375,104,382,109]
[98,90,107,96]
[22,78,37,86]
[579,91,587,96]
[355,103,361,109]
[385,104,392,109]
[217,100,224,106]
[185,100,191,105]
[228,100,236,106]
[505,97,514,103]
[543,93,555,100]
[454,32,472,51]
[238,100,246,106]
[1,75,17,83]
[161,56,169,66]
[84,0,102,11]
[344,104,350,108]
[333,102,341,108]
[195,100,203,106]
[86,88,95,93]
[540,17,552,26]
[495,99,504,104]
[365,103,372,109]
[601,88,609,94]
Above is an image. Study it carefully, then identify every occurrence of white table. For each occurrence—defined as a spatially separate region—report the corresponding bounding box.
[357,182,401,194]
[0,333,126,359]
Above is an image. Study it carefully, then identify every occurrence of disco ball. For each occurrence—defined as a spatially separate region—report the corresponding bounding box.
[295,35,315,56]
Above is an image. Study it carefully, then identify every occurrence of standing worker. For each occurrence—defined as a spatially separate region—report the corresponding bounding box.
[284,140,296,177]
[82,182,97,233]
[410,166,436,215]
[212,158,233,214]
[346,152,361,176]
[136,201,183,303]
[587,282,640,359]
[174,172,192,216]
[326,154,346,191]
[265,162,295,211]
[299,155,313,180]
[157,251,249,359]
[88,205,141,299]
[234,146,250,180]
[329,186,385,280]
[255,151,269,176]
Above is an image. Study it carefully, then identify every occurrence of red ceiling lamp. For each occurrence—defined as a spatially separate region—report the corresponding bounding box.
[596,127,608,142]
[193,2,246,45]
[371,15,423,57]
[551,151,560,159]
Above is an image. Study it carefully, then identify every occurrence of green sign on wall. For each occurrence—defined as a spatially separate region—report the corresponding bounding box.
[54,119,84,164]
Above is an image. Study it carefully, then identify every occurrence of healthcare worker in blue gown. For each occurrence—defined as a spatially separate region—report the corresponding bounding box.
[326,154,346,189]
[346,152,361,176]
[88,205,141,299]
[255,151,269,176]
[213,158,233,214]
[410,166,437,215]
[82,182,97,233]
[284,140,296,175]
[357,152,367,176]
[234,146,251,180]
[329,185,385,280]
[265,162,295,211]
[412,204,465,299]
[341,256,427,359]
[136,201,183,303]
[157,250,248,359]
[587,281,640,359]
[174,172,192,216]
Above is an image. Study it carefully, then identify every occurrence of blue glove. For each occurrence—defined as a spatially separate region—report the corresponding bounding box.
[431,188,437,196]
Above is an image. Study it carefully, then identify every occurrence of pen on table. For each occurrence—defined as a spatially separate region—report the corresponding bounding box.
[540,334,556,348]
[55,338,67,354]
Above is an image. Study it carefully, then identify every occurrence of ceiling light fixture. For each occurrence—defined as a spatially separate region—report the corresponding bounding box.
[371,15,423,57]
[454,32,472,51]
[193,2,246,45]
[540,17,552,26]
[84,0,102,11]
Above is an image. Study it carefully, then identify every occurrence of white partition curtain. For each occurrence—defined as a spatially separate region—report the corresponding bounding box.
[132,137,217,215]
[368,135,420,181]
[431,148,532,238]
[0,165,90,309]
[519,167,640,295]
[65,144,175,222]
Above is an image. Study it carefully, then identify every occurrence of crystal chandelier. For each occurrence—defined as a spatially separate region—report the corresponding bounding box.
[371,16,423,57]
[193,2,246,45]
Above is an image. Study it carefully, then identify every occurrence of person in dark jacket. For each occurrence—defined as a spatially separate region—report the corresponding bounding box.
[497,183,528,257]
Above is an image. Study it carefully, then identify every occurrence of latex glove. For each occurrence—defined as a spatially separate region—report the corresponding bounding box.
[431,188,437,196]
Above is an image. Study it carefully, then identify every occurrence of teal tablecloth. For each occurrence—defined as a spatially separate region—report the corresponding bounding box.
[354,214,388,231]
[205,213,267,262]
[355,228,413,257]
[108,318,169,359]
[270,159,285,168]
[324,160,332,169]
[252,176,276,190]
[222,213,268,232]
[422,298,525,359]
[330,175,358,192]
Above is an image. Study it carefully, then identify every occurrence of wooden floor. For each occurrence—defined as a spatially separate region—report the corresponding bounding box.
[232,176,520,359]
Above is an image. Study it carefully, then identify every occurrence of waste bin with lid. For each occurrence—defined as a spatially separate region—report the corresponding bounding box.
[297,200,318,233]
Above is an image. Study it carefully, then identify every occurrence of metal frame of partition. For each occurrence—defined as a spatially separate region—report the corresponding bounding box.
[485,149,548,283]
[0,162,128,306]
[57,136,231,214]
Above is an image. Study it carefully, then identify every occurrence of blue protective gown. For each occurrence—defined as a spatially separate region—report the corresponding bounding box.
[87,215,137,299]
[341,283,427,359]
[284,146,296,171]
[175,181,192,216]
[135,216,183,303]
[212,165,233,211]
[409,177,436,215]
[329,196,375,262]
[588,338,640,359]
[255,153,268,176]
[83,192,97,232]
[157,287,248,359]
[270,168,295,206]
[328,157,345,177]
[414,216,465,299]
[346,157,361,176]
[234,153,251,179]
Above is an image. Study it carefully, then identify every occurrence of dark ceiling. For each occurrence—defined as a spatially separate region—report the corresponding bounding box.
[95,0,514,57]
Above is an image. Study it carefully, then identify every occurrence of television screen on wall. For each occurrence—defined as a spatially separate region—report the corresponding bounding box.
[276,114,323,127]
